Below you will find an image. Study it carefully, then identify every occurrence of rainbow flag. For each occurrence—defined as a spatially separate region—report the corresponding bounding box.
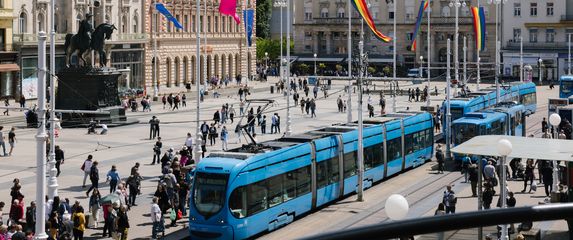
[410,0,429,51]
[352,0,392,43]
[471,6,486,52]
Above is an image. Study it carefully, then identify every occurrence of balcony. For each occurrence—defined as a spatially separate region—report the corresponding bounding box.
[312,17,366,25]
[13,33,67,45]
[505,40,568,50]
[421,17,474,25]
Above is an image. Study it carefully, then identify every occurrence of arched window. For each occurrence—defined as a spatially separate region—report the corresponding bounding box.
[337,8,345,18]
[166,58,172,87]
[18,12,27,33]
[54,13,59,32]
[122,15,128,33]
[105,14,111,24]
[132,16,138,33]
[321,8,329,18]
[222,16,226,33]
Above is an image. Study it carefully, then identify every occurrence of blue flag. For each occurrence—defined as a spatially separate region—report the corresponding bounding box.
[243,9,254,47]
[156,3,183,29]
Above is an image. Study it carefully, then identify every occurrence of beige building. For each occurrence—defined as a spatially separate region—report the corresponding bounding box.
[0,0,18,98]
[292,0,498,77]
[143,0,255,95]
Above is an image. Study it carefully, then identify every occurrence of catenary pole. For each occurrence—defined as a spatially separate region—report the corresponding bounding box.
[286,0,292,135]
[347,0,352,123]
[47,0,58,199]
[446,39,452,161]
[35,32,49,240]
[357,18,364,202]
[426,1,431,107]
[195,0,202,162]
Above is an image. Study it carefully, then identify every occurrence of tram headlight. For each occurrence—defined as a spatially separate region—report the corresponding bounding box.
[191,216,196,221]
[219,218,225,224]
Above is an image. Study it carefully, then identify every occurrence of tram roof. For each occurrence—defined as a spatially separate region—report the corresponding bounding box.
[451,135,573,162]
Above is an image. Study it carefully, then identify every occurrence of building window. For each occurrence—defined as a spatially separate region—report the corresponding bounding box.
[530,3,537,16]
[38,13,45,32]
[546,29,555,43]
[461,5,470,16]
[513,28,521,42]
[184,15,188,32]
[200,16,203,32]
[221,16,226,33]
[305,8,312,20]
[547,3,554,16]
[389,11,395,20]
[406,32,414,41]
[337,8,345,18]
[514,3,521,16]
[529,29,538,43]
[305,31,312,40]
[19,12,27,33]
[321,8,328,18]
[207,16,211,32]
[214,16,219,32]
[122,15,128,33]
[305,45,311,51]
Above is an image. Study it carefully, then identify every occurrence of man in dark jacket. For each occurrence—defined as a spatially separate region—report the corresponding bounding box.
[55,145,64,177]
[86,161,99,197]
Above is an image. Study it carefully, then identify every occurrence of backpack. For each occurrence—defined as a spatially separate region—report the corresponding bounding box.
[73,214,80,228]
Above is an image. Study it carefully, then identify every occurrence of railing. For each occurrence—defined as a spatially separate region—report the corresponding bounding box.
[313,17,366,25]
[506,40,568,49]
[13,33,67,44]
[421,16,474,25]
[111,33,148,42]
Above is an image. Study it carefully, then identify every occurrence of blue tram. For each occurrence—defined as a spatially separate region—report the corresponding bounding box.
[559,75,573,99]
[189,112,434,239]
[451,102,526,161]
[444,82,537,123]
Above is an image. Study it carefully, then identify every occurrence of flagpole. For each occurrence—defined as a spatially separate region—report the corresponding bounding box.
[285,0,292,135]
[347,0,352,123]
[195,0,202,162]
[426,0,431,107]
[204,0,208,87]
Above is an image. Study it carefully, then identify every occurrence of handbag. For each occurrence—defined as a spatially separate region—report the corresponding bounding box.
[176,210,183,220]
[531,180,537,192]
[169,209,176,221]
[81,162,85,171]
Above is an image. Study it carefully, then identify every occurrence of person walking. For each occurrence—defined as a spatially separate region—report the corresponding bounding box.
[149,116,160,140]
[260,115,267,134]
[152,137,162,165]
[0,126,7,156]
[72,206,86,240]
[8,127,15,156]
[220,126,229,151]
[270,114,277,134]
[542,117,548,134]
[521,159,535,193]
[434,203,446,239]
[229,105,236,123]
[81,155,94,188]
[542,161,554,197]
[310,99,317,118]
[126,170,142,206]
[88,189,101,228]
[435,145,445,174]
[442,185,457,214]
[55,145,64,177]
[116,205,130,240]
[106,165,121,194]
[469,164,478,197]
[208,124,218,146]
[150,197,164,240]
[181,94,187,107]
[86,161,99,196]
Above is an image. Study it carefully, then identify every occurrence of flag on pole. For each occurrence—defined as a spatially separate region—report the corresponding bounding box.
[352,0,392,43]
[471,6,486,52]
[243,9,254,47]
[410,0,429,51]
[220,0,241,24]
[155,3,183,29]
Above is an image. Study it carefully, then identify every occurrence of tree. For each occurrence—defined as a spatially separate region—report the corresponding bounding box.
[298,63,310,75]
[368,66,377,75]
[256,38,281,61]
[256,0,272,39]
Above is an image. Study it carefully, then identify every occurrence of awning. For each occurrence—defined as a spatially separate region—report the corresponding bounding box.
[297,57,345,62]
[0,63,20,72]
[451,135,573,161]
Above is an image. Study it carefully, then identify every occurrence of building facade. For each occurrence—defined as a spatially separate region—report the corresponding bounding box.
[13,0,146,99]
[501,0,573,81]
[143,0,255,95]
[0,0,18,98]
[292,0,498,78]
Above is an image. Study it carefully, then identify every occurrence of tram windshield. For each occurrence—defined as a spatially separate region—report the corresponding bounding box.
[562,81,573,94]
[454,124,478,145]
[193,172,229,219]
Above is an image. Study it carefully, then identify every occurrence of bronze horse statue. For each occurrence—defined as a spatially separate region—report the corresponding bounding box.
[64,23,116,67]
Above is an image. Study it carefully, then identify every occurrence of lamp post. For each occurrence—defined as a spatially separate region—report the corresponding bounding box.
[489,0,506,103]
[286,0,292,136]
[477,56,481,90]
[265,52,269,74]
[496,138,513,240]
[445,39,452,161]
[569,33,572,75]
[549,113,561,197]
[449,0,466,91]
[426,3,431,107]
[347,0,352,123]
[520,36,524,82]
[47,0,58,200]
[539,58,543,84]
[35,31,49,240]
[463,36,467,86]
[194,0,202,163]
[314,53,317,76]
[419,56,424,79]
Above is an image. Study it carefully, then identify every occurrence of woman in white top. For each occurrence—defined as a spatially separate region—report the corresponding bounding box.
[82,155,94,188]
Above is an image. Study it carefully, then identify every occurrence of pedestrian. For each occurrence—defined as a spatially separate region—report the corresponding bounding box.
[484,161,497,185]
[161,95,167,109]
[541,117,548,134]
[469,164,478,197]
[521,159,535,193]
[482,182,495,209]
[55,145,64,177]
[229,104,236,123]
[167,93,173,109]
[88,189,101,228]
[213,110,221,125]
[72,206,86,240]
[261,115,267,134]
[102,205,117,238]
[200,122,209,142]
[542,161,554,197]
[126,169,142,206]
[310,99,316,118]
[181,94,187,107]
[313,85,318,98]
[152,137,162,165]
[300,99,305,114]
[149,116,159,140]
[19,95,25,109]
[201,138,207,159]
[172,94,180,111]
[221,126,229,151]
[150,197,164,240]
[461,155,471,183]
[208,124,218,146]
[81,155,93,188]
[379,96,386,114]
[106,165,121,194]
[2,98,9,116]
[435,145,444,174]
[442,185,457,214]
[239,101,245,116]
[8,199,24,226]
[24,201,35,233]
[8,127,15,156]
[434,203,446,239]
[434,113,441,132]
[305,98,311,115]
[116,205,130,240]
[0,126,6,156]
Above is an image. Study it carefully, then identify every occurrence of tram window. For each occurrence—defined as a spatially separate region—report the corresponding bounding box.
[364,146,374,170]
[317,161,328,188]
[414,132,423,151]
[404,134,414,154]
[267,175,284,208]
[426,129,433,147]
[328,157,340,184]
[491,120,502,135]
[522,93,537,105]
[247,180,268,216]
[295,166,311,196]
[386,138,402,160]
[283,171,296,202]
[229,186,246,218]
[343,152,357,178]
[372,144,384,167]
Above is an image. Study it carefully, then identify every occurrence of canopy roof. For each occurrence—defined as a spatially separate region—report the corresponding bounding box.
[451,135,573,161]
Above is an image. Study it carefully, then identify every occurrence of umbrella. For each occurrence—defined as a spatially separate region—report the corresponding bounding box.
[99,193,121,205]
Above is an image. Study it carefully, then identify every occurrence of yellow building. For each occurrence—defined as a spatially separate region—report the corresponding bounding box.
[0,0,18,98]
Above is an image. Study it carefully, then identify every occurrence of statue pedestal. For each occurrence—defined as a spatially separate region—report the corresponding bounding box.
[55,66,137,127]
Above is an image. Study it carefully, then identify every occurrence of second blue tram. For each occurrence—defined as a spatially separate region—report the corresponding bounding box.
[189,112,434,239]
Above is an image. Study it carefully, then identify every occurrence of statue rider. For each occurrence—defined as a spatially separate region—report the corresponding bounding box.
[78,13,94,43]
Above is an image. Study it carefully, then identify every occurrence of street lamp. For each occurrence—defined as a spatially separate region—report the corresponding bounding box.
[449,0,466,91]
[314,53,317,76]
[539,58,543,84]
[549,113,561,197]
[265,52,269,74]
[489,0,507,104]
[445,39,452,161]
[496,138,513,240]
[419,56,424,79]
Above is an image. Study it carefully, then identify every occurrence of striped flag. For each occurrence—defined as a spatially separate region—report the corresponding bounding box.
[352,0,392,43]
[410,0,429,51]
[471,7,486,52]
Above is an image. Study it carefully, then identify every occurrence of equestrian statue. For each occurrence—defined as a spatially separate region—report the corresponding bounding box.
[64,13,117,67]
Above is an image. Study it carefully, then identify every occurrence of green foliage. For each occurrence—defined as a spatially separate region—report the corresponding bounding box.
[318,63,327,70]
[298,63,310,75]
[336,64,343,72]
[368,66,377,75]
[256,0,272,39]
[256,38,281,60]
[383,66,391,76]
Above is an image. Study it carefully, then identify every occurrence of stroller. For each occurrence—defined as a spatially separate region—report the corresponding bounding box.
[510,158,525,180]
